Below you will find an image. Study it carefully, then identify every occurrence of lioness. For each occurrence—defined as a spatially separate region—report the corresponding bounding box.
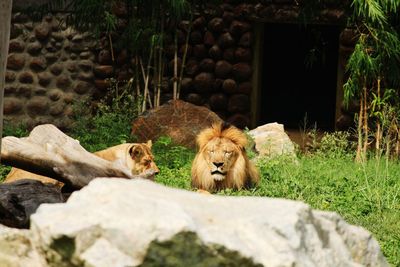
[4,141,159,187]
[191,122,260,192]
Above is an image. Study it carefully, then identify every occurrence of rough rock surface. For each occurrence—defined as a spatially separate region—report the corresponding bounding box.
[131,99,222,149]
[0,225,46,267]
[0,179,389,266]
[249,122,296,158]
[0,179,65,229]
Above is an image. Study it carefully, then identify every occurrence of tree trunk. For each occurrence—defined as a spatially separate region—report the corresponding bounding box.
[1,124,155,189]
[0,0,12,162]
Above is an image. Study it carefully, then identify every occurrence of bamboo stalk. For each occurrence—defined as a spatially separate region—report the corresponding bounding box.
[173,31,178,100]
[156,10,165,108]
[177,21,192,99]
[139,59,148,112]
[141,47,154,112]
[156,49,163,108]
[362,85,368,158]
[153,47,158,107]
[362,86,368,159]
[135,55,141,116]
[356,95,364,163]
[375,78,381,158]
[108,33,115,62]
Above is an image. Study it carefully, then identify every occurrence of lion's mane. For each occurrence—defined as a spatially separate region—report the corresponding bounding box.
[191,122,260,191]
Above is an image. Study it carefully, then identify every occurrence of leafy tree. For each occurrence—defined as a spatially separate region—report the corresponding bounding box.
[344,0,400,161]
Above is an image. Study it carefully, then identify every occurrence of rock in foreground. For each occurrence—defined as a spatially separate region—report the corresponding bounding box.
[0,179,389,267]
[32,179,388,266]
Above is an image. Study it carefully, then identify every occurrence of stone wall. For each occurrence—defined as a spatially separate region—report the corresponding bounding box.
[4,1,352,131]
[4,13,99,130]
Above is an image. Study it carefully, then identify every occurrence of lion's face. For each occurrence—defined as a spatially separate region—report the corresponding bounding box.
[202,137,239,182]
[191,122,260,191]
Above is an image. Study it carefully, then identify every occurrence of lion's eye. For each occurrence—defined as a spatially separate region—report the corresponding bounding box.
[225,151,232,156]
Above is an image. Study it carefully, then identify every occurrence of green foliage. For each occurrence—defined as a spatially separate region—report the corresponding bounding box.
[70,79,139,152]
[152,136,195,169]
[315,131,355,158]
[344,0,400,103]
[151,136,194,190]
[351,0,387,26]
[2,121,29,138]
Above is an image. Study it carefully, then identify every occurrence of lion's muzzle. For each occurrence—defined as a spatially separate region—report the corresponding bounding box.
[211,162,226,181]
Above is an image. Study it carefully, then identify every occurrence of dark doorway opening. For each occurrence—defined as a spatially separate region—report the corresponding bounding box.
[259,23,340,131]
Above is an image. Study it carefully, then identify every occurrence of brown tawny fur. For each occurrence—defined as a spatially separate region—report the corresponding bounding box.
[191,122,260,191]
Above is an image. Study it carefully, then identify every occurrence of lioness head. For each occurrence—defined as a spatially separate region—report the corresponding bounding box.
[94,140,159,179]
[191,122,260,191]
[127,140,160,176]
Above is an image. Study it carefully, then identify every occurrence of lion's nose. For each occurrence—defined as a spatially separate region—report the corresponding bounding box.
[213,162,224,168]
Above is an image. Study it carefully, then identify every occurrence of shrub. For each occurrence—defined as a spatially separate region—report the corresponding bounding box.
[70,79,139,152]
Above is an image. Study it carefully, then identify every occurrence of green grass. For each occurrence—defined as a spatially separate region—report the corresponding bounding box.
[0,117,398,265]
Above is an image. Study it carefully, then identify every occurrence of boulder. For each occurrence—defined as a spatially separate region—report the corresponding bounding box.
[0,225,46,267]
[249,123,296,158]
[12,178,387,267]
[0,180,65,229]
[131,100,222,149]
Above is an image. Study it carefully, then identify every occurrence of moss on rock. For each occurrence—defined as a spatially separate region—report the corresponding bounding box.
[140,232,262,267]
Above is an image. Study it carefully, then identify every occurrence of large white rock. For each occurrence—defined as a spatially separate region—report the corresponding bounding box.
[0,225,46,267]
[249,123,296,158]
[26,178,387,267]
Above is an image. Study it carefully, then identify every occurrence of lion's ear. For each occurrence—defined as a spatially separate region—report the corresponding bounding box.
[129,146,140,159]
[146,140,152,148]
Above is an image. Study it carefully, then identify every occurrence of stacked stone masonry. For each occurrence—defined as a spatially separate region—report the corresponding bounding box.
[5,13,99,130]
[5,1,351,130]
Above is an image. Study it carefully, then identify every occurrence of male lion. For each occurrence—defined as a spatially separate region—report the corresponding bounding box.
[4,141,159,187]
[191,122,260,192]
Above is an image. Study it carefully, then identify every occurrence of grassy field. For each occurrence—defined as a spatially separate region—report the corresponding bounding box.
[1,118,399,265]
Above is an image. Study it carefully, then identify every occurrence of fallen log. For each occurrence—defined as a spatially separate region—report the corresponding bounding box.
[1,124,155,189]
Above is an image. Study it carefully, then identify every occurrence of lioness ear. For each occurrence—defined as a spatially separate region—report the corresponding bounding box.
[146,140,152,148]
[129,146,140,159]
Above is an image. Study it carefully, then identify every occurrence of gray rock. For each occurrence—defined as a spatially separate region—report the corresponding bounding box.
[34,23,50,41]
[249,123,296,158]
[7,54,25,70]
[0,225,45,267]
[27,97,49,115]
[27,41,43,55]
[3,97,23,115]
[24,179,387,267]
